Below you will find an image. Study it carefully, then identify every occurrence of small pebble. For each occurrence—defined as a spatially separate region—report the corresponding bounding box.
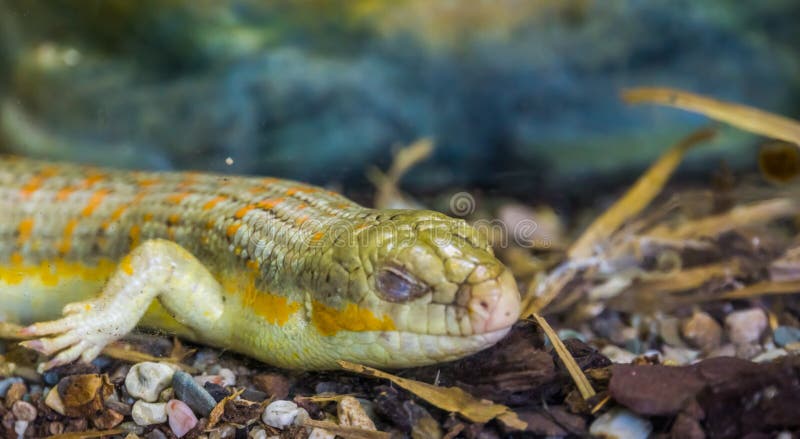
[773,326,800,347]
[45,387,66,415]
[4,381,26,407]
[589,408,652,439]
[43,371,61,386]
[248,428,268,439]
[211,424,236,438]
[166,399,198,438]
[240,388,269,402]
[173,370,217,416]
[262,400,309,429]
[0,377,23,398]
[145,429,169,439]
[600,345,637,364]
[338,396,377,430]
[308,428,336,439]
[92,409,125,429]
[132,400,168,426]
[12,400,37,422]
[117,421,146,435]
[752,348,788,363]
[159,387,174,402]
[48,421,64,436]
[125,362,176,402]
[14,420,28,438]
[253,373,291,400]
[707,343,737,358]
[203,382,231,402]
[725,308,767,346]
[681,311,722,351]
[662,345,700,365]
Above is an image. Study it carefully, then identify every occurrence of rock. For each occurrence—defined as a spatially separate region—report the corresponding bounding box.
[774,326,800,347]
[203,382,231,402]
[193,369,235,388]
[589,408,652,439]
[752,348,788,362]
[308,427,336,439]
[132,400,168,426]
[145,428,169,439]
[600,345,637,364]
[4,381,26,407]
[252,373,291,400]
[118,421,146,435]
[14,420,28,438]
[240,388,269,402]
[92,408,125,429]
[58,374,114,418]
[218,368,236,387]
[173,370,217,417]
[706,343,737,358]
[725,308,767,346]
[166,399,198,438]
[681,311,722,351]
[0,377,23,398]
[11,400,37,422]
[159,387,174,402]
[48,422,65,436]
[337,396,377,431]
[248,428,268,439]
[262,400,309,429]
[670,413,705,439]
[125,362,176,403]
[45,387,66,415]
[662,345,700,365]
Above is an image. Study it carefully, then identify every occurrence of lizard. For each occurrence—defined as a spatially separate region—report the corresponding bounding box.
[0,156,521,370]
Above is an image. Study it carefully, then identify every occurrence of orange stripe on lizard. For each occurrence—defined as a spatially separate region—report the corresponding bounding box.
[17,217,34,245]
[81,189,111,217]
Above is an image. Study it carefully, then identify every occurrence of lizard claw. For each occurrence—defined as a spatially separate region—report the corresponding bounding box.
[19,299,123,371]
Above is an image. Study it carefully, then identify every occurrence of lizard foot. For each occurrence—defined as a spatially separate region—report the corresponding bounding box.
[19,299,131,371]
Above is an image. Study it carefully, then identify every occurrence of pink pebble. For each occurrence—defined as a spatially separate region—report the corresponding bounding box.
[166,399,198,438]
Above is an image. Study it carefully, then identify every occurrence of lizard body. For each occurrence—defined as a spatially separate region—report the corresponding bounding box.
[0,157,520,370]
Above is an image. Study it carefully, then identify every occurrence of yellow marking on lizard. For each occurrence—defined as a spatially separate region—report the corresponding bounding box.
[17,218,34,245]
[0,258,115,287]
[227,274,301,326]
[311,301,396,336]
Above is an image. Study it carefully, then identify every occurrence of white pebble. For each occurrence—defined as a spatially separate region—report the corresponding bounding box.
[262,400,309,429]
[600,345,637,364]
[248,427,267,439]
[193,367,235,388]
[590,408,652,439]
[308,427,336,439]
[14,420,28,438]
[125,362,176,402]
[166,399,198,438]
[752,348,788,363]
[131,400,168,426]
[218,368,236,386]
[12,400,37,422]
[725,308,767,346]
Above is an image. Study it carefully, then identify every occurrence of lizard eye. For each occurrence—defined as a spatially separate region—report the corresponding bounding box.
[376,266,430,302]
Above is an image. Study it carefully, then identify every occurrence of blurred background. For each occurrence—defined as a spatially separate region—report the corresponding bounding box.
[0,0,798,208]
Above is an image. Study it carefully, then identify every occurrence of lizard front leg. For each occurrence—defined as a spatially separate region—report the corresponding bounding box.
[19,239,225,370]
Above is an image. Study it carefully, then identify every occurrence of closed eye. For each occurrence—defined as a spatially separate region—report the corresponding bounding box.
[376,266,430,302]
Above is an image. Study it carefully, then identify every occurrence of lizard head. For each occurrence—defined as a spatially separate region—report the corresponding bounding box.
[312,209,520,368]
